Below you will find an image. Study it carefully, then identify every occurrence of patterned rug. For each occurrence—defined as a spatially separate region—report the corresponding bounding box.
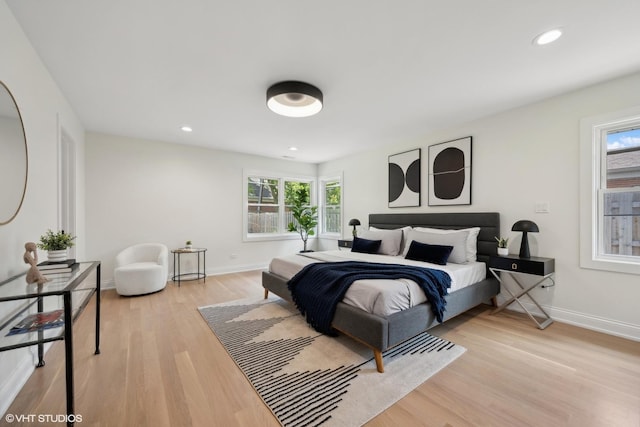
[198,296,465,427]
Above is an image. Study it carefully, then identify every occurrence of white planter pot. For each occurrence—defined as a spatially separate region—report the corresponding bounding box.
[497,247,509,256]
[47,249,68,262]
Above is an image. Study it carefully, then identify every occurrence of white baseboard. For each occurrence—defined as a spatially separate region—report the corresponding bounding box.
[205,263,268,276]
[101,280,115,290]
[496,297,640,342]
[546,305,640,342]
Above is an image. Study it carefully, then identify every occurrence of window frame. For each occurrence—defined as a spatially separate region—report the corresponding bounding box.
[318,173,343,238]
[579,106,640,275]
[243,170,317,242]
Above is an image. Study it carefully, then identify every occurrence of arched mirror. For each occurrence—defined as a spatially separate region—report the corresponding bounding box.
[0,81,28,225]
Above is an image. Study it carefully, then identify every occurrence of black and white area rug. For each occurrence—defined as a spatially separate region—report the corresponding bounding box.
[198,297,465,427]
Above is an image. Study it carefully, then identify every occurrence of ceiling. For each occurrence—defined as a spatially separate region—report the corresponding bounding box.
[7,1,640,163]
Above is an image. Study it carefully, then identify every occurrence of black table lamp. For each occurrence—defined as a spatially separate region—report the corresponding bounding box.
[348,218,361,237]
[511,220,539,258]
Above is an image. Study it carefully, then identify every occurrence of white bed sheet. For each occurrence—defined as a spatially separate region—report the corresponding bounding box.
[268,250,486,317]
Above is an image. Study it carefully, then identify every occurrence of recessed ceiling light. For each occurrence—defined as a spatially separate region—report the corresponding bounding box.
[288,146,298,151]
[533,28,563,46]
[181,126,193,132]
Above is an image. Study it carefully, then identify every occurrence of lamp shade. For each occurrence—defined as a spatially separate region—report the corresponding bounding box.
[511,220,539,258]
[511,220,539,233]
[266,81,323,117]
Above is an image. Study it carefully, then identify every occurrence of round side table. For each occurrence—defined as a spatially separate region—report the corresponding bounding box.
[171,247,207,286]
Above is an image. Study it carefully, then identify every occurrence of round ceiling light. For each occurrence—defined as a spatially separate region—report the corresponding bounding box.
[267,81,323,117]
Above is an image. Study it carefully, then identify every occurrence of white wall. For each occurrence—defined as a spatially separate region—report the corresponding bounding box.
[0,2,85,416]
[319,71,640,340]
[85,133,318,285]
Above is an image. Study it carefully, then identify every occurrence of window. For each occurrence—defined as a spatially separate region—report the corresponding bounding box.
[284,180,312,232]
[247,177,279,234]
[319,176,342,235]
[244,171,315,240]
[580,107,640,274]
[602,128,640,257]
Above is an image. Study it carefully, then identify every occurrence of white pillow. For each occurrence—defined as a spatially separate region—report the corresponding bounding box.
[414,227,481,262]
[359,228,404,256]
[370,226,412,255]
[403,228,469,264]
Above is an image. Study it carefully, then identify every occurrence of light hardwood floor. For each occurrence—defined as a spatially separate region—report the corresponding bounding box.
[3,271,639,427]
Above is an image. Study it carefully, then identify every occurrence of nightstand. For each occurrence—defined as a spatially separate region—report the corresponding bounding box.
[489,255,555,329]
[337,239,353,250]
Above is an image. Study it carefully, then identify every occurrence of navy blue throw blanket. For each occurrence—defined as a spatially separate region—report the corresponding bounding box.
[287,261,451,335]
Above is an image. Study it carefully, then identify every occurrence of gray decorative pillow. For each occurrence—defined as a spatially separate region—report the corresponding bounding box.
[403,228,469,264]
[359,228,403,256]
[371,226,412,256]
[414,227,481,262]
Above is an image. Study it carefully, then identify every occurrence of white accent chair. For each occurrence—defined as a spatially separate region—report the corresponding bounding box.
[114,243,168,296]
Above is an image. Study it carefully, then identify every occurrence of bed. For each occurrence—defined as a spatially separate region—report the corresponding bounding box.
[262,212,500,372]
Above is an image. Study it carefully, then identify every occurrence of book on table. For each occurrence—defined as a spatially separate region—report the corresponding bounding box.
[6,309,65,336]
[38,259,78,275]
[37,259,76,270]
[41,264,78,275]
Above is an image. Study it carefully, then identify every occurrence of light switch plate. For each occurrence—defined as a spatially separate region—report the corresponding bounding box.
[535,201,550,213]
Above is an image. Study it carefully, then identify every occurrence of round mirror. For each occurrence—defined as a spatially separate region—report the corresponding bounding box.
[0,81,28,225]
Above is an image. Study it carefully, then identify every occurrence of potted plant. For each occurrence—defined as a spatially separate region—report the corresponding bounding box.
[286,187,318,252]
[37,229,76,262]
[185,240,192,249]
[495,236,509,256]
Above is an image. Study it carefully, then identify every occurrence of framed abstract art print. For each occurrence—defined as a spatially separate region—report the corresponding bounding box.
[428,136,472,206]
[388,148,421,208]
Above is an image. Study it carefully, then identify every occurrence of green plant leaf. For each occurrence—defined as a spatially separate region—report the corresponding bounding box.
[37,229,76,251]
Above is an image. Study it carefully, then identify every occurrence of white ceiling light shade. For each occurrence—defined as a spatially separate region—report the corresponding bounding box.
[180,125,193,132]
[267,81,323,117]
[533,28,563,45]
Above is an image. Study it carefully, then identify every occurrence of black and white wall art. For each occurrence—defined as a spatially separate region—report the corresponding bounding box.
[388,148,421,207]
[428,136,472,206]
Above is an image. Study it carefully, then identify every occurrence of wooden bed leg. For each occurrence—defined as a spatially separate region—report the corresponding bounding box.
[374,350,384,373]
[264,288,269,299]
[491,296,498,307]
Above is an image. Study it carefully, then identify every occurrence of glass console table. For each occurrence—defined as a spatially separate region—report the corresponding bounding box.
[0,261,101,426]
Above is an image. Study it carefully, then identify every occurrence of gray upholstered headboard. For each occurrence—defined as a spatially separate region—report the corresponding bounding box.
[368,212,500,268]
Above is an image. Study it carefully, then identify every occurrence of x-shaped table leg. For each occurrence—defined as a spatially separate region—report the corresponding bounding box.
[490,268,554,329]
